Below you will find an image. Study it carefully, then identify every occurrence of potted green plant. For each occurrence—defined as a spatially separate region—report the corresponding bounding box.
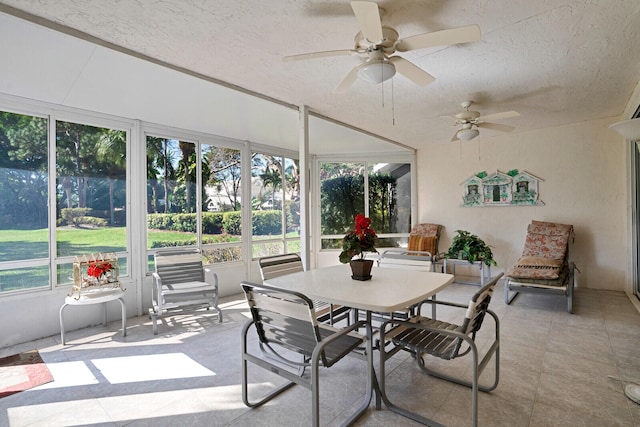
[445,230,497,267]
[339,214,378,280]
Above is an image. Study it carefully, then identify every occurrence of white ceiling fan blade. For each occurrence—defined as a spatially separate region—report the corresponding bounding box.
[389,56,435,86]
[332,66,359,94]
[396,24,481,52]
[480,110,520,121]
[477,122,516,132]
[283,49,358,62]
[351,1,384,43]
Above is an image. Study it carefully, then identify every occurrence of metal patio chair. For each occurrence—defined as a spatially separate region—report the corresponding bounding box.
[258,253,351,325]
[150,249,222,334]
[378,273,503,427]
[241,281,371,427]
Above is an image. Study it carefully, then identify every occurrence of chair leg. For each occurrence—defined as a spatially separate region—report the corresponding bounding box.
[149,308,158,335]
[567,269,575,314]
[415,342,495,427]
[378,335,448,426]
[504,277,519,305]
[212,291,223,322]
[241,322,296,408]
[379,316,499,427]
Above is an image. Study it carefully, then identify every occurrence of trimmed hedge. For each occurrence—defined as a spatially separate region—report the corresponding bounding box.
[252,210,281,235]
[222,211,241,235]
[202,212,224,234]
[147,210,282,235]
[149,233,235,249]
[60,208,108,228]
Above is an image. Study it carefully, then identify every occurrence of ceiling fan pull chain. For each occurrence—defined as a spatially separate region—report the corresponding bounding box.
[392,78,396,126]
[380,62,385,108]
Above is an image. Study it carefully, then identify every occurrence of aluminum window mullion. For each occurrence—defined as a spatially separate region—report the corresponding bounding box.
[47,115,57,289]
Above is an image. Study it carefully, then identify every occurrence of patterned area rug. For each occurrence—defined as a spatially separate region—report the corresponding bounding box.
[0,350,54,398]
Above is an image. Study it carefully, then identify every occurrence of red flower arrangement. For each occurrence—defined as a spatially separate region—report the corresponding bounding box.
[87,262,113,279]
[339,214,378,263]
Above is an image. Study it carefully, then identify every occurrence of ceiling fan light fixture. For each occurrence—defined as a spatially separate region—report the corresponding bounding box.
[457,127,480,141]
[357,59,396,84]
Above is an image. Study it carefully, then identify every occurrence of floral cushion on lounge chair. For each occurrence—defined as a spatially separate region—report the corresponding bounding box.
[521,221,573,261]
[507,264,569,285]
[507,256,564,280]
[507,220,574,281]
[410,223,440,236]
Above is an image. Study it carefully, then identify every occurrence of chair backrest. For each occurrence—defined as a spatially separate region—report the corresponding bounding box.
[450,273,503,357]
[154,249,205,285]
[377,248,433,271]
[258,253,304,280]
[521,220,573,261]
[460,273,503,333]
[408,223,442,256]
[241,281,326,362]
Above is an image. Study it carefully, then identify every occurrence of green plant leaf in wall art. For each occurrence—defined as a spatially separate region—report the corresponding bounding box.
[476,171,487,179]
[507,169,519,177]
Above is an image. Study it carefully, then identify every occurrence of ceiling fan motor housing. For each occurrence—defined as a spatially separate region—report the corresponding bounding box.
[354,27,399,51]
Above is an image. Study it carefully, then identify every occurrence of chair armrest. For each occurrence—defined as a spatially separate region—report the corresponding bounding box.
[421,299,469,309]
[321,320,366,339]
[204,268,219,288]
[314,320,368,363]
[152,272,163,287]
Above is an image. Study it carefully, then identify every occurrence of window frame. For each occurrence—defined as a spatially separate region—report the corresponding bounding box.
[142,124,250,270]
[314,152,417,255]
[0,100,134,295]
[249,143,300,259]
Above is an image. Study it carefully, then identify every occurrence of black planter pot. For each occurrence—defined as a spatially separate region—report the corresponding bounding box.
[350,259,373,281]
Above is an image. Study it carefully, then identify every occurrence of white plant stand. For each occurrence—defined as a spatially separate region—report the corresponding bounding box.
[443,258,492,286]
[59,288,127,345]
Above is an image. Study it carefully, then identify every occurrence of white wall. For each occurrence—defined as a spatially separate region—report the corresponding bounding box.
[416,116,629,291]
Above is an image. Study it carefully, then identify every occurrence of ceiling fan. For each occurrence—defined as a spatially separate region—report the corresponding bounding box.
[450,101,520,141]
[283,1,481,93]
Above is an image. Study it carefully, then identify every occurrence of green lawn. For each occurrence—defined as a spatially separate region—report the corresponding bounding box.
[0,227,247,262]
[0,227,293,292]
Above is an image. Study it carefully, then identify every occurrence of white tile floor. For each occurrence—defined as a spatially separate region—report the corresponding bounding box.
[2,279,640,426]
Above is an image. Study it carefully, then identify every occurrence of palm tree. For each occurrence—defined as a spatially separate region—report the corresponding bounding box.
[260,168,282,209]
[178,140,196,213]
[96,129,126,225]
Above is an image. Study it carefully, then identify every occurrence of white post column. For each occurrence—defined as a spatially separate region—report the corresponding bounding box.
[299,106,311,270]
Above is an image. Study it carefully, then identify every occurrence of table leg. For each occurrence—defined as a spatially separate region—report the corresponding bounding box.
[367,310,382,410]
[342,312,375,426]
[431,294,437,319]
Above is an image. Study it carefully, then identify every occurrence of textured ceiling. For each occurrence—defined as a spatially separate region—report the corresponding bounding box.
[1,0,640,149]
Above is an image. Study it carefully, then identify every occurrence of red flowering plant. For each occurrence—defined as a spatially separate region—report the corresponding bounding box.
[86,262,113,279]
[339,214,378,263]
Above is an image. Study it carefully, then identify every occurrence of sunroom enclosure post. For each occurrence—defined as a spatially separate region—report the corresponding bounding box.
[299,105,311,270]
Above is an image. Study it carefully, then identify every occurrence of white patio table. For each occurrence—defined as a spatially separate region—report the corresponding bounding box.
[264,263,454,423]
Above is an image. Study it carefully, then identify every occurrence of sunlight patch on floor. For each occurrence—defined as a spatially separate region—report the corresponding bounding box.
[91,353,215,384]
[35,360,99,389]
[8,384,251,426]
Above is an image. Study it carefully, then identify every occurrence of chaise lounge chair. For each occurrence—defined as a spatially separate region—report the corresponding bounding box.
[504,220,576,313]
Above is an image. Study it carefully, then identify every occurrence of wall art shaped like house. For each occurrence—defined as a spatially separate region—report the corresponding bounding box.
[461,170,544,207]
